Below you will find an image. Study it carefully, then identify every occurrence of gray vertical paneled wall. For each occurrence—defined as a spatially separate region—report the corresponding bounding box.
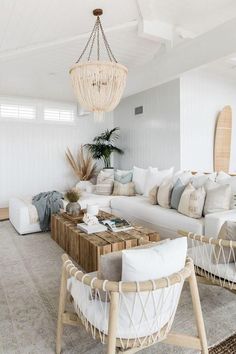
[113,79,181,170]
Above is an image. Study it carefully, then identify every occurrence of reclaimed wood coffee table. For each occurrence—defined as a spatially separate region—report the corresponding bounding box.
[51,211,160,272]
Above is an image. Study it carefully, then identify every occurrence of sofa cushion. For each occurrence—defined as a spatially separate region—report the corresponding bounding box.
[111,196,204,235]
[79,192,117,209]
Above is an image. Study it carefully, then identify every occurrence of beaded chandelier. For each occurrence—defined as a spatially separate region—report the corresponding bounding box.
[70,9,128,122]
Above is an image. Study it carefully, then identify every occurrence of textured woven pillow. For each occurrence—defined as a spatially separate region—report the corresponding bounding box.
[178,183,206,219]
[114,171,133,184]
[149,186,158,205]
[112,181,135,196]
[96,170,114,195]
[213,221,236,264]
[171,178,185,210]
[204,184,231,215]
[157,178,173,208]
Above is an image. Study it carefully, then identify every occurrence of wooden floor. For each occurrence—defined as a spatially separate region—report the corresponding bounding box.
[0,208,9,221]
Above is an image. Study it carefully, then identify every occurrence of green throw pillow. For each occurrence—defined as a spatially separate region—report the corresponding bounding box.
[114,171,133,184]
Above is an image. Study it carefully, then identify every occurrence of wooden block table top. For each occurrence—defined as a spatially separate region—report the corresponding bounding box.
[51,211,160,272]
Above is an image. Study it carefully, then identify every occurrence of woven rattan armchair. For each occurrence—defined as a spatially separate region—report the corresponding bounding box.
[56,254,208,354]
[179,230,236,294]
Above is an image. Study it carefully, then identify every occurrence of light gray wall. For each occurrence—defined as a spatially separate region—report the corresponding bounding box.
[114,79,181,170]
[181,69,236,172]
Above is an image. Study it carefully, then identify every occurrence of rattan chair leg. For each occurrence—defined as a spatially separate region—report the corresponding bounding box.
[56,263,68,354]
[188,270,208,354]
[107,292,119,354]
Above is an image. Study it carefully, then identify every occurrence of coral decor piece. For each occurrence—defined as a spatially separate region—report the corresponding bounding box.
[82,213,99,226]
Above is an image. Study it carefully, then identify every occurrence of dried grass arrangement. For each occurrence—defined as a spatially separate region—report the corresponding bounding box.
[66,145,97,181]
[65,189,80,203]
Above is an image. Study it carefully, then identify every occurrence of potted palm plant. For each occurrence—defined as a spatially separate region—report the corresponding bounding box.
[85,127,124,169]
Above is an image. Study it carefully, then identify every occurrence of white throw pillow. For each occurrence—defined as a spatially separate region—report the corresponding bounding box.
[157,177,173,208]
[204,179,219,191]
[178,183,206,219]
[132,166,156,194]
[216,171,231,182]
[204,184,232,215]
[191,172,216,188]
[218,176,236,209]
[173,170,192,185]
[122,238,187,281]
[143,167,174,197]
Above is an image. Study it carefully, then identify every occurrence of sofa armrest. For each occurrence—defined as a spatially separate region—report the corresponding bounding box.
[204,209,236,238]
[9,198,31,234]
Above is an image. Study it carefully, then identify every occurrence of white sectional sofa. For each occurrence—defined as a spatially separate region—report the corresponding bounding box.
[9,192,236,238]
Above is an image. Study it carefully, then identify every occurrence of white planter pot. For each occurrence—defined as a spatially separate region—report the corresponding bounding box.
[76,180,93,192]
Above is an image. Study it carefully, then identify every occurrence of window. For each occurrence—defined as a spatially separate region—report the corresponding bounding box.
[0,103,36,119]
[44,108,74,122]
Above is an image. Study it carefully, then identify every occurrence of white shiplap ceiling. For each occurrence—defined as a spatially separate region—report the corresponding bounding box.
[0,0,236,101]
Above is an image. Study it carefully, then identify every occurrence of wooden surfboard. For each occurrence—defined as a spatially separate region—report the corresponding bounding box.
[214,105,232,172]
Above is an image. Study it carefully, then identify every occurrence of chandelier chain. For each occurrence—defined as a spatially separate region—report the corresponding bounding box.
[76,20,97,63]
[76,15,117,63]
[97,19,100,61]
[98,17,117,62]
[87,19,98,61]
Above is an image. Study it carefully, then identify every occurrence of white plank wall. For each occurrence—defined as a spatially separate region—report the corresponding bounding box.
[0,113,113,207]
[180,69,236,172]
[114,79,181,170]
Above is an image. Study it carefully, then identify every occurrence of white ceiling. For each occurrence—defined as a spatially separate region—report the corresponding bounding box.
[201,53,236,81]
[0,0,236,101]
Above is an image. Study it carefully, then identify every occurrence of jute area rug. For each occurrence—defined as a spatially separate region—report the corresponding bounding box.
[209,333,236,353]
[0,221,235,354]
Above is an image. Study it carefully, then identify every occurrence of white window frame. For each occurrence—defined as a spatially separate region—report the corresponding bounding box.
[43,107,75,123]
[0,97,37,121]
[0,96,77,125]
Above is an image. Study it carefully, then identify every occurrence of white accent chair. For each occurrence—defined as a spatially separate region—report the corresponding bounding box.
[56,255,208,354]
[180,231,236,293]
